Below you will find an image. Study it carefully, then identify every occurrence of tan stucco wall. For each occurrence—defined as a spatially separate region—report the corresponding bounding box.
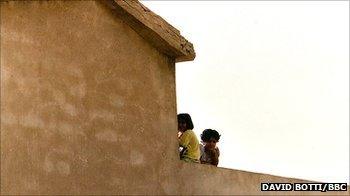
[1,1,179,194]
[175,162,350,195]
[1,1,349,195]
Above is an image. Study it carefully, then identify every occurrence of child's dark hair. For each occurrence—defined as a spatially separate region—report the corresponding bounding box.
[177,113,194,130]
[201,129,221,142]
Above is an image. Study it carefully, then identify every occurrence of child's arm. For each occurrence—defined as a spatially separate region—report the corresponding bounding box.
[179,146,187,158]
[211,149,219,166]
[179,132,190,148]
[206,148,219,166]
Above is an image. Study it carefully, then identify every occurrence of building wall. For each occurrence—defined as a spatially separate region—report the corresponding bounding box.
[1,1,179,194]
[173,162,350,195]
[1,1,349,195]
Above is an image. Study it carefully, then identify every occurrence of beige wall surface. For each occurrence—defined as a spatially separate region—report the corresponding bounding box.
[1,1,178,194]
[1,1,349,195]
[175,162,350,195]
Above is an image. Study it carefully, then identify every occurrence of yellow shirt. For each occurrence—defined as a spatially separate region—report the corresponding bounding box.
[179,129,200,161]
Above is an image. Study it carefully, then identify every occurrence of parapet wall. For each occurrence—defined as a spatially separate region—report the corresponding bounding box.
[174,162,349,195]
[1,1,349,195]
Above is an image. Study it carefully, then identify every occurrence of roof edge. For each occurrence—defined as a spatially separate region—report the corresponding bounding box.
[107,0,196,62]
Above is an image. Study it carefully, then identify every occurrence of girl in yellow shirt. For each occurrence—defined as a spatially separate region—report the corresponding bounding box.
[178,113,200,163]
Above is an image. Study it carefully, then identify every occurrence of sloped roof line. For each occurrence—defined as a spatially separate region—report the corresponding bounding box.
[110,0,196,62]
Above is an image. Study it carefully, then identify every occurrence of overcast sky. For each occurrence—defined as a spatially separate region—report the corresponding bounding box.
[142,1,349,184]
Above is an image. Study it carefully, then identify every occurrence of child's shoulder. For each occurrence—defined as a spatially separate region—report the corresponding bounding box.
[216,147,220,156]
[182,129,195,136]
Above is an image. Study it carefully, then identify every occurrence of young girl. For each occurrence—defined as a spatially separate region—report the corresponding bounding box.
[200,129,221,166]
[177,113,200,163]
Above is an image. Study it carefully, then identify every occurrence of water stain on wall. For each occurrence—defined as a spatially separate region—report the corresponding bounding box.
[56,161,71,176]
[22,112,45,129]
[62,103,78,116]
[130,150,145,166]
[95,129,130,143]
[109,93,125,108]
[69,82,86,98]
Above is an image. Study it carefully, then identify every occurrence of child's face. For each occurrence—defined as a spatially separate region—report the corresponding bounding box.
[204,138,218,149]
[178,120,187,132]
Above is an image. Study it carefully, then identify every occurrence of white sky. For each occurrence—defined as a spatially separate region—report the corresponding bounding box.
[141,1,349,184]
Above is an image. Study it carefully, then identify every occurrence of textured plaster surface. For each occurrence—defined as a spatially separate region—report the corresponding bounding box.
[1,1,178,194]
[0,1,349,195]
